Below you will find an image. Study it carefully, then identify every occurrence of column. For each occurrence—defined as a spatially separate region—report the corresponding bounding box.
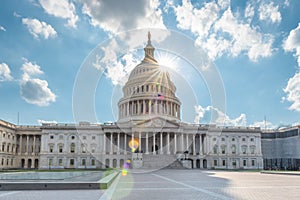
[203,135,207,154]
[143,100,146,114]
[146,132,149,154]
[167,132,170,154]
[103,134,106,154]
[131,133,134,152]
[124,133,127,154]
[138,132,141,152]
[186,134,189,152]
[149,100,152,115]
[174,133,177,154]
[160,132,163,154]
[167,102,170,115]
[199,134,203,155]
[137,101,141,115]
[110,133,113,154]
[126,102,129,116]
[153,133,156,154]
[33,135,36,155]
[19,135,23,154]
[26,135,29,154]
[117,133,120,154]
[193,134,196,155]
[155,100,158,114]
[181,133,184,152]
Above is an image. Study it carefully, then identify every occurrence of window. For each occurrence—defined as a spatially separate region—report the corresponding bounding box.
[70,143,75,153]
[92,146,96,153]
[242,146,247,154]
[59,159,63,166]
[232,138,235,142]
[71,136,75,140]
[232,160,237,167]
[50,135,54,139]
[251,160,255,166]
[250,146,255,154]
[250,138,254,142]
[70,159,74,166]
[221,145,226,154]
[58,145,63,153]
[92,136,96,140]
[59,135,63,140]
[222,160,226,166]
[231,145,236,154]
[49,145,54,153]
[91,159,95,166]
[213,145,218,154]
[242,138,246,142]
[243,160,247,166]
[49,158,53,166]
[83,136,86,140]
[221,138,225,141]
[82,145,86,153]
[214,160,218,166]
[213,137,216,141]
[81,159,86,166]
[11,159,13,166]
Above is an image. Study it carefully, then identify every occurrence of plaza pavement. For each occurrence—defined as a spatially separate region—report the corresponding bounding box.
[0,169,299,200]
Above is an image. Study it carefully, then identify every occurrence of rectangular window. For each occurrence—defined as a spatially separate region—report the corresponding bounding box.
[251,160,255,166]
[59,135,63,140]
[91,159,95,166]
[59,146,63,153]
[50,135,54,139]
[222,160,226,166]
[232,160,236,166]
[70,159,74,166]
[214,160,218,166]
[49,158,53,166]
[221,147,226,154]
[92,136,96,140]
[82,146,86,153]
[49,145,54,153]
[83,136,86,140]
[59,159,63,166]
[243,160,247,166]
[92,147,95,153]
[82,159,86,166]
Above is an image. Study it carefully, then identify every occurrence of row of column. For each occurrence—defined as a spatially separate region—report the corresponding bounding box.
[119,99,180,118]
[18,135,38,155]
[103,132,206,155]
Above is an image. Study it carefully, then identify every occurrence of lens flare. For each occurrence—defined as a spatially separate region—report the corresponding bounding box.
[128,138,139,152]
[122,159,131,176]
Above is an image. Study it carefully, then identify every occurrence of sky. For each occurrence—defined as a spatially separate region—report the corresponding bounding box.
[0,0,300,129]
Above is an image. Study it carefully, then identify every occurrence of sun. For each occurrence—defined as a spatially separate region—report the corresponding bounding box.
[156,51,179,72]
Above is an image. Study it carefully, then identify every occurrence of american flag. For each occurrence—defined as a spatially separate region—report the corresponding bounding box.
[157,93,165,100]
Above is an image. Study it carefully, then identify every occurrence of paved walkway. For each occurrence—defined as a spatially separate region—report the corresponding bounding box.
[0,169,300,199]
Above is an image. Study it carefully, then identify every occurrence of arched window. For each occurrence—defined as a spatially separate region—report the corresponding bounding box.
[241,145,247,154]
[221,145,226,154]
[250,146,255,154]
[70,143,75,153]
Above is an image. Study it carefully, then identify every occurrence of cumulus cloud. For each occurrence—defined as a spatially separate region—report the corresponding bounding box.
[0,25,6,31]
[82,0,165,34]
[283,71,300,112]
[22,18,57,39]
[283,23,300,66]
[39,0,78,28]
[250,120,276,130]
[194,105,247,126]
[258,2,282,24]
[171,0,274,61]
[20,60,56,106]
[0,63,13,82]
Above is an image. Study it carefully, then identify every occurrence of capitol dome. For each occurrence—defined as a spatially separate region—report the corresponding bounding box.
[118,32,181,123]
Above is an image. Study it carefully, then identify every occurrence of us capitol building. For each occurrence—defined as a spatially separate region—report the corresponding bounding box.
[1,33,299,170]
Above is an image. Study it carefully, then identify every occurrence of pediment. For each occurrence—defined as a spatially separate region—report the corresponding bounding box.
[135,117,180,128]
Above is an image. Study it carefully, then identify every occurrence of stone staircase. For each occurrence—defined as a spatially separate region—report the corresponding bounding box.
[142,154,185,169]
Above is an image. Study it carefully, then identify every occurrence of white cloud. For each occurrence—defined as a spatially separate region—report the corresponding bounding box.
[20,60,56,106]
[39,0,78,28]
[0,63,13,82]
[93,39,140,86]
[194,105,247,126]
[250,120,276,130]
[0,25,6,31]
[37,119,57,125]
[258,2,282,24]
[283,71,300,112]
[244,3,254,20]
[22,18,57,39]
[283,23,300,66]
[171,0,274,62]
[82,0,166,34]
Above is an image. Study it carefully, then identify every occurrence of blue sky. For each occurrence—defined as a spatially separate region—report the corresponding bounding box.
[0,0,300,129]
